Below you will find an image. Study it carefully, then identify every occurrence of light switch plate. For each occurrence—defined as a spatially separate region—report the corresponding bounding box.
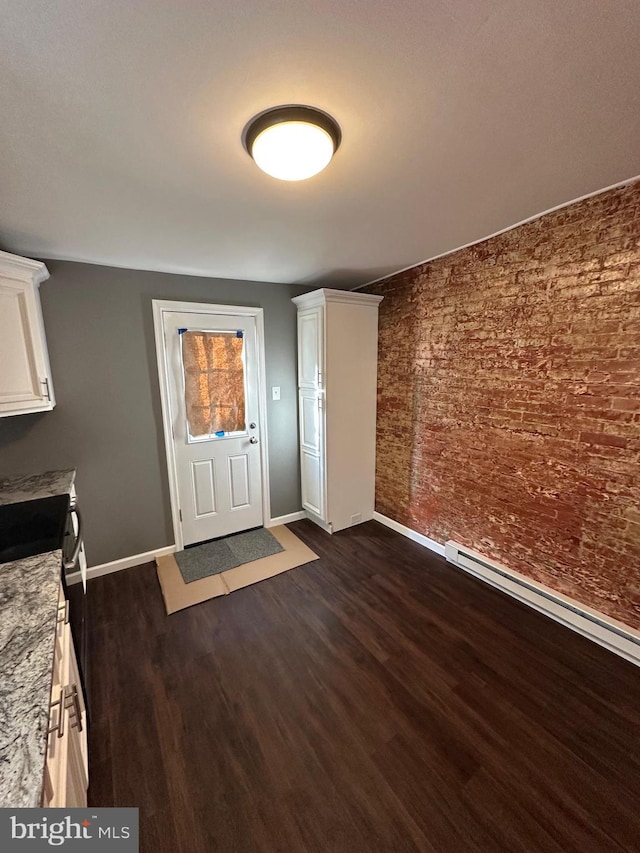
[272,386,281,401]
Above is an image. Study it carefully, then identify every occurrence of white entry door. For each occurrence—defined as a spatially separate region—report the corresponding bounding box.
[158,305,264,546]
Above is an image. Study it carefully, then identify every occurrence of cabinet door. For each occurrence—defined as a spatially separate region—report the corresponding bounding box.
[299,388,326,519]
[297,307,324,390]
[43,616,88,808]
[65,621,88,780]
[44,718,87,808]
[0,276,54,415]
[43,692,69,807]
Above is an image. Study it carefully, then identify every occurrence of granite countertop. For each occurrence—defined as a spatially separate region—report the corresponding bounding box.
[0,468,77,807]
[0,469,76,506]
[0,551,62,807]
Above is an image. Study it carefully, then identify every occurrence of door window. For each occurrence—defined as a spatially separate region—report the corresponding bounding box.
[180,330,246,440]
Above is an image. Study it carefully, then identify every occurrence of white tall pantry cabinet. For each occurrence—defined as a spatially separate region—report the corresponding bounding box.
[292,289,383,533]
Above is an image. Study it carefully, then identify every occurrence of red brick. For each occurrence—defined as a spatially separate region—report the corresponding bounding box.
[579,432,629,449]
[613,397,640,412]
[368,181,640,630]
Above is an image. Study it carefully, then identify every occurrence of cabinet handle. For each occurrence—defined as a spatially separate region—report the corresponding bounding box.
[47,689,65,739]
[57,600,70,625]
[40,377,51,402]
[65,684,83,732]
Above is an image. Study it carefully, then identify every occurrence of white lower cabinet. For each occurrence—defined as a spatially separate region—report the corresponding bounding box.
[42,584,88,808]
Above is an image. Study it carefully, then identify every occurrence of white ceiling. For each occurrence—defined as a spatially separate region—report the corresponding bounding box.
[1,0,639,288]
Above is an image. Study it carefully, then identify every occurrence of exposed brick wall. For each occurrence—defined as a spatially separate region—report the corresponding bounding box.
[368,182,640,630]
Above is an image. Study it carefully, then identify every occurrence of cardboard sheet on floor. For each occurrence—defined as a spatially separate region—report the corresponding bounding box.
[155,525,319,614]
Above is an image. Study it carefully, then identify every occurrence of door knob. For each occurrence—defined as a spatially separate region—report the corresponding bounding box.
[249,422,256,429]
[249,436,259,444]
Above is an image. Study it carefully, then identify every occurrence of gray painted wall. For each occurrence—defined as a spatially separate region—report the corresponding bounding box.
[0,260,309,566]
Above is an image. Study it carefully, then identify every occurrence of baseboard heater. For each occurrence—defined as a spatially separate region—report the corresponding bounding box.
[445,541,640,668]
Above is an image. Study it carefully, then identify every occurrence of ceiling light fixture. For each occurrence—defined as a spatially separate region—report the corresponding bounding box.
[243,105,341,182]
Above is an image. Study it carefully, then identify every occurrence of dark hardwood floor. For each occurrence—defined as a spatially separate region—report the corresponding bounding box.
[87,519,640,852]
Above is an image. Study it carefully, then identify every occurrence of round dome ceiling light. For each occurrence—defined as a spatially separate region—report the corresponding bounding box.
[243,105,341,182]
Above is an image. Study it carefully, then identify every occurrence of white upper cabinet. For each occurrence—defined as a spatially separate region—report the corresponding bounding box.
[0,251,55,417]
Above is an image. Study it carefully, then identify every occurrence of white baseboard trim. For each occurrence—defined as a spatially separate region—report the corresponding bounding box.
[267,511,306,527]
[371,513,640,667]
[66,545,176,585]
[445,541,640,668]
[65,516,308,584]
[373,512,446,557]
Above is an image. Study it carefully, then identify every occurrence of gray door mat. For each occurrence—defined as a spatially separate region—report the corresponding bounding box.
[175,527,285,583]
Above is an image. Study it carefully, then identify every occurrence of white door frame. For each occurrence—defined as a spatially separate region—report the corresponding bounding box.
[152,299,271,551]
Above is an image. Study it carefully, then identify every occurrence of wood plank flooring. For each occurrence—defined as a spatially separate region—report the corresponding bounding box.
[87,520,640,852]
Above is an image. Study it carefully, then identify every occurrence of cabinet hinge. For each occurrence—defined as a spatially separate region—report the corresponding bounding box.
[41,377,51,401]
[179,509,182,522]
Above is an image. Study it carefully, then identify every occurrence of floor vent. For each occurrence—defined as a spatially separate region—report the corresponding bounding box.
[445,541,640,668]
